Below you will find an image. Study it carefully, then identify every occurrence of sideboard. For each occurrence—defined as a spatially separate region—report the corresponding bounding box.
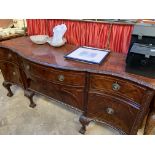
[0,36,155,135]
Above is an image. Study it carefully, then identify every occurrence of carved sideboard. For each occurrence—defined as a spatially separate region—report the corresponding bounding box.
[0,36,155,135]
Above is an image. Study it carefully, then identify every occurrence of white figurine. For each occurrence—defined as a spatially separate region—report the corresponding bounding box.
[47,24,67,47]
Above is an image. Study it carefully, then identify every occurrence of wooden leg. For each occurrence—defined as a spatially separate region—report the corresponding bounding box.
[144,110,155,135]
[24,90,36,108]
[2,81,13,97]
[79,115,91,134]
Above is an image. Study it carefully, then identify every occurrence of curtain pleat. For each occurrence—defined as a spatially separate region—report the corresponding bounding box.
[27,19,48,35]
[26,19,133,54]
[109,24,133,53]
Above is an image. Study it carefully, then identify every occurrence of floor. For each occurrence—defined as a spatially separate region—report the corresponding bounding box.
[0,72,152,135]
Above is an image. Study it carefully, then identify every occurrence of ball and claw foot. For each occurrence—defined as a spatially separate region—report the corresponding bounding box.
[29,102,36,108]
[79,115,91,135]
[2,81,13,97]
[24,90,36,108]
[79,126,86,135]
[7,91,13,97]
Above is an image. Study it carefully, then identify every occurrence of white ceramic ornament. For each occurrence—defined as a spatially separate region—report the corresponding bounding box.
[47,24,67,47]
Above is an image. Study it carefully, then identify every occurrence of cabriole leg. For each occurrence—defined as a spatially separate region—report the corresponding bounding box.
[24,90,36,108]
[79,115,91,134]
[2,81,13,97]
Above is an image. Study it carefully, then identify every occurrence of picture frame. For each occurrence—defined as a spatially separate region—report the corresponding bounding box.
[64,46,110,65]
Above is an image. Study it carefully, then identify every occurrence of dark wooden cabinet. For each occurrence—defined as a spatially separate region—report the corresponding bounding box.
[0,36,155,135]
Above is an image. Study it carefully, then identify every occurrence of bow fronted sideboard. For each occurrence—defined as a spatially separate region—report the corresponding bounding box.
[0,36,155,135]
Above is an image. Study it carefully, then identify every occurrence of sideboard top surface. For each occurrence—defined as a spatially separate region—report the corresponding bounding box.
[1,36,155,90]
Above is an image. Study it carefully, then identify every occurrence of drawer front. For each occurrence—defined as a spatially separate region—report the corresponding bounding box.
[23,60,85,87]
[28,76,84,110]
[90,74,146,103]
[0,48,18,64]
[0,62,23,86]
[28,76,62,102]
[87,92,140,134]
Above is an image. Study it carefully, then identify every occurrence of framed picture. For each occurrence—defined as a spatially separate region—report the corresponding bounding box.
[64,46,110,64]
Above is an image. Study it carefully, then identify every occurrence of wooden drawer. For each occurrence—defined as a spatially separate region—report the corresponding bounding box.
[0,48,18,64]
[22,60,85,87]
[90,74,146,103]
[0,62,23,86]
[87,92,140,134]
[28,76,84,110]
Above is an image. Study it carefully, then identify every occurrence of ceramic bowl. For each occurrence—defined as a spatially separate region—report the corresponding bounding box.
[30,35,49,44]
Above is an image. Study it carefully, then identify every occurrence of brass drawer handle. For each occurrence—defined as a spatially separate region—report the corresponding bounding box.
[106,107,114,115]
[112,82,120,91]
[58,75,64,82]
[13,72,16,76]
[8,53,12,59]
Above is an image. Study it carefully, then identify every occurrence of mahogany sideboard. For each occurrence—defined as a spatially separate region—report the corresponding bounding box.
[0,36,155,135]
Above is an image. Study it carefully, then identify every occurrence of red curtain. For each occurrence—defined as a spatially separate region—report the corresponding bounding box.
[109,24,134,54]
[47,19,110,49]
[26,19,134,54]
[27,19,48,35]
[27,19,110,49]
